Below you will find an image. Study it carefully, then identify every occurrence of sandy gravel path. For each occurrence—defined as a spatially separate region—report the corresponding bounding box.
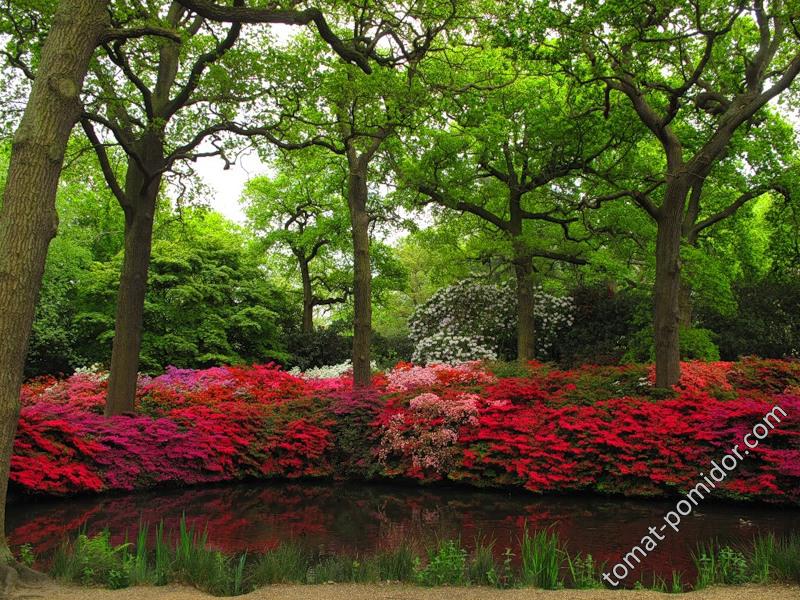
[10,582,800,600]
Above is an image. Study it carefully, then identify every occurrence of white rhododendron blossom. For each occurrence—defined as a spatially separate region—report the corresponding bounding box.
[411,333,498,365]
[408,279,575,363]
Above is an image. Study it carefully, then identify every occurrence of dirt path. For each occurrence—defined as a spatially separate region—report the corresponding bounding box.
[11,582,800,600]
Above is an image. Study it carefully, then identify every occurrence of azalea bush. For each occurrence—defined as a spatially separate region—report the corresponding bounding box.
[10,358,800,504]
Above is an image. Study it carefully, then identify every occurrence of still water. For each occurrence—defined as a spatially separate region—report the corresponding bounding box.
[8,481,800,582]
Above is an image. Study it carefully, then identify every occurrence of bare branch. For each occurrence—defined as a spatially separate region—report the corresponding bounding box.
[79,117,130,210]
[100,26,182,44]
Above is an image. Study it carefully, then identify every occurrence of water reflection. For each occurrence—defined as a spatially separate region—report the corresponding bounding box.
[8,481,800,583]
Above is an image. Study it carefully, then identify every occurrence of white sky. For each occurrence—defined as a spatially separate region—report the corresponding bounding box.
[197,150,268,224]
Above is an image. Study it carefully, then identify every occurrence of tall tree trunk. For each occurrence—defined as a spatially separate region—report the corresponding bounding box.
[105,140,163,416]
[0,0,108,572]
[347,165,372,387]
[653,182,688,388]
[512,239,536,362]
[298,257,314,334]
[678,280,693,329]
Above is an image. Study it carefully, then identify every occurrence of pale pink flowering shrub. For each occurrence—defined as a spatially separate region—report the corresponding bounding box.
[378,392,480,474]
[385,362,495,393]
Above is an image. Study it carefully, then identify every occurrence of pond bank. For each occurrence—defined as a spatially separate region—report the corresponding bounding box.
[12,582,800,600]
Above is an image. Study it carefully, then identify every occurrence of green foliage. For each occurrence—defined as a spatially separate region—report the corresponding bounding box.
[624,327,720,363]
[750,533,800,584]
[414,539,467,586]
[519,527,564,589]
[701,276,800,360]
[467,538,497,586]
[285,322,352,371]
[692,542,750,589]
[552,285,647,367]
[566,553,603,589]
[680,328,721,361]
[51,530,130,587]
[252,543,311,584]
[27,205,291,375]
[16,544,35,568]
[46,519,800,594]
[368,546,416,582]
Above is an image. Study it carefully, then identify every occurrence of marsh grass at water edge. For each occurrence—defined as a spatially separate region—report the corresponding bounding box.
[39,516,800,595]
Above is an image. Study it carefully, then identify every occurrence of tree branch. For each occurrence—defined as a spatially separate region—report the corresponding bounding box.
[79,117,130,210]
[416,184,511,232]
[175,0,373,73]
[100,26,182,44]
[690,182,790,238]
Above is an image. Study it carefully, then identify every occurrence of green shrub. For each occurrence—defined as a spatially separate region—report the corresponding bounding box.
[693,541,749,588]
[51,530,130,587]
[623,326,720,363]
[16,543,35,568]
[415,539,467,586]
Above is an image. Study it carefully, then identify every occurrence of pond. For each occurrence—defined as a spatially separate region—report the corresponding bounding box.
[8,481,800,585]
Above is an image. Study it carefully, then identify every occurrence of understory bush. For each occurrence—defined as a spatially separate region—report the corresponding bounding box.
[11,358,800,505]
[407,279,574,364]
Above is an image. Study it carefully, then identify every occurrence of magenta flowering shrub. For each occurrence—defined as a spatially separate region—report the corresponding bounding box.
[10,358,800,504]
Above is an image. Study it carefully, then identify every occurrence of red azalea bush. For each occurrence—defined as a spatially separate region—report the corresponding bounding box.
[10,359,800,504]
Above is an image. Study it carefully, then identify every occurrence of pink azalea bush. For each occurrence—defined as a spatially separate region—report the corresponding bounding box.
[379,392,480,473]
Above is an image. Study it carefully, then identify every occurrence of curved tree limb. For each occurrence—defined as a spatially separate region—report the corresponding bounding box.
[175,0,373,73]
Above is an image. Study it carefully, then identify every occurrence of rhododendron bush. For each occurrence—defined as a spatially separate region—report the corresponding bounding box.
[407,279,575,364]
[11,359,800,504]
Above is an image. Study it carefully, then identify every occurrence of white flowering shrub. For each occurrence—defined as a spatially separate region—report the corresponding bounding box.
[408,279,575,363]
[411,333,498,365]
[533,292,575,357]
[73,363,109,382]
[289,360,376,379]
[408,280,515,365]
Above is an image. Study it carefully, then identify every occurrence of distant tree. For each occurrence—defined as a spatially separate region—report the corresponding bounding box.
[243,150,351,333]
[233,1,460,385]
[398,50,626,360]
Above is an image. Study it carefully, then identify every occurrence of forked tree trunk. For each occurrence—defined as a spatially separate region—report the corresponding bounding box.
[653,182,688,388]
[348,165,372,387]
[298,257,314,334]
[512,239,536,362]
[105,141,163,416]
[0,0,108,566]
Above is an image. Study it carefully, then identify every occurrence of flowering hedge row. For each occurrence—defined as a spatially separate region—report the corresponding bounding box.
[11,359,800,504]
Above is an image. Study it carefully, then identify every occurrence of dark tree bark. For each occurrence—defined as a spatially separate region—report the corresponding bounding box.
[297,254,315,334]
[677,280,693,329]
[0,0,109,573]
[509,189,536,362]
[512,240,536,362]
[104,136,164,416]
[653,182,688,388]
[347,164,372,387]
